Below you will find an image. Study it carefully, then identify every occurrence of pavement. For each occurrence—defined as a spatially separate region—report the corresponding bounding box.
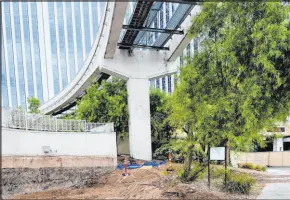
[257,168,290,199]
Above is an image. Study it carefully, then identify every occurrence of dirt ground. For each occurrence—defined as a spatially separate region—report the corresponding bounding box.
[13,164,287,199]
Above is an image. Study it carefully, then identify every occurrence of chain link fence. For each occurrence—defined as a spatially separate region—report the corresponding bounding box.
[2,107,114,133]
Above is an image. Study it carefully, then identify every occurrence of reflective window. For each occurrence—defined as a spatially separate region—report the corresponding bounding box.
[150,80,155,88]
[194,38,198,55]
[186,43,191,58]
[4,2,17,107]
[168,75,172,94]
[91,2,99,40]
[162,77,166,91]
[22,2,34,99]
[165,3,170,25]
[56,2,68,88]
[2,37,9,107]
[160,5,164,28]
[13,2,26,109]
[83,2,91,56]
[65,2,75,80]
[48,2,60,94]
[154,15,158,40]
[30,2,43,103]
[171,3,175,14]
[74,2,83,69]
[156,79,160,89]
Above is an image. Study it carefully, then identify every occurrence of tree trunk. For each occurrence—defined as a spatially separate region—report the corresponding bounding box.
[224,139,230,192]
[184,144,194,180]
[208,144,211,189]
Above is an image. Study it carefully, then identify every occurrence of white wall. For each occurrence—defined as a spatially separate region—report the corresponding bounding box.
[2,128,117,158]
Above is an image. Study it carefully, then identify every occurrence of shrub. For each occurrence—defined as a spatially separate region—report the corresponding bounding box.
[211,166,227,179]
[240,163,255,170]
[240,163,266,171]
[255,165,266,171]
[178,162,206,182]
[227,172,256,194]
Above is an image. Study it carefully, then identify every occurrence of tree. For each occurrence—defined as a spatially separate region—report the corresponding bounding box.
[76,78,129,137]
[75,78,176,156]
[150,89,176,154]
[171,1,290,186]
[27,97,40,114]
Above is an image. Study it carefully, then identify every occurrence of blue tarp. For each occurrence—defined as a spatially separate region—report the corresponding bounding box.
[117,160,167,170]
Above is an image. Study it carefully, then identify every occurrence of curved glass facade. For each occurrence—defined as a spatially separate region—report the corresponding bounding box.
[1,2,104,109]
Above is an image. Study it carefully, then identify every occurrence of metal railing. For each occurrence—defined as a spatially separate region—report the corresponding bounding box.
[2,107,114,133]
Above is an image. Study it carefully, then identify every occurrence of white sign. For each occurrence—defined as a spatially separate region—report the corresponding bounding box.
[210,147,225,161]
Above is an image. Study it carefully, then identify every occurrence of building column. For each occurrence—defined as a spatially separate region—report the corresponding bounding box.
[273,138,283,152]
[127,78,152,160]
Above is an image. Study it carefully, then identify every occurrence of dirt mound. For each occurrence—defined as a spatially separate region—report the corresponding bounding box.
[14,167,228,199]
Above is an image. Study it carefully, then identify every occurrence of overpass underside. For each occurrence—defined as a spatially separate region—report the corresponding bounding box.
[40,1,200,161]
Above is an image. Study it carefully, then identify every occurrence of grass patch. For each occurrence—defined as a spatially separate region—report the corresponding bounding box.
[228,172,256,194]
[239,163,266,171]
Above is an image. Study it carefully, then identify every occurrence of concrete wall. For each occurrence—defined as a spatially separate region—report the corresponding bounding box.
[231,151,290,167]
[2,156,116,168]
[2,128,117,159]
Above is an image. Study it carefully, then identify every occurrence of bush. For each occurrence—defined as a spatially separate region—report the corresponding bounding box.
[255,165,266,171]
[228,172,256,194]
[211,166,227,179]
[239,163,266,171]
[178,162,207,182]
[240,163,255,170]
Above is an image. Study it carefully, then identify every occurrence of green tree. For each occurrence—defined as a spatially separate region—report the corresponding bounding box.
[150,89,176,154]
[171,1,290,186]
[76,78,129,137]
[27,97,40,114]
[75,78,176,156]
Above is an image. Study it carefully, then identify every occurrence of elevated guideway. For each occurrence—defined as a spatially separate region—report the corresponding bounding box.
[39,1,202,161]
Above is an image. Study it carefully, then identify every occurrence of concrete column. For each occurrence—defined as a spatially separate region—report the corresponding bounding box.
[127,78,152,160]
[273,138,283,152]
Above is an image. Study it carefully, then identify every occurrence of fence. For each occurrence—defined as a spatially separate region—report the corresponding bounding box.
[231,151,290,167]
[2,107,114,133]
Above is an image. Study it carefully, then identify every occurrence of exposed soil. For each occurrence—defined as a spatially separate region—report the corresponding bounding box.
[12,165,289,199]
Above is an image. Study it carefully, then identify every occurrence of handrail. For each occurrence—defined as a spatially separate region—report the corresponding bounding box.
[2,107,114,133]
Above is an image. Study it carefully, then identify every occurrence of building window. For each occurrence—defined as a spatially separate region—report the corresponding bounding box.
[13,2,27,109]
[74,2,83,70]
[91,2,99,40]
[83,2,91,56]
[159,5,164,28]
[56,2,68,88]
[4,2,18,107]
[171,3,175,15]
[168,75,172,94]
[194,37,199,55]
[165,3,170,25]
[22,2,34,99]
[48,2,60,95]
[162,77,166,91]
[186,43,191,58]
[30,2,43,103]
[156,79,160,89]
[65,2,75,81]
[2,37,9,107]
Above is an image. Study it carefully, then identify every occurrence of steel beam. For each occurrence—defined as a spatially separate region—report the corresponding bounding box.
[117,43,169,51]
[122,25,184,35]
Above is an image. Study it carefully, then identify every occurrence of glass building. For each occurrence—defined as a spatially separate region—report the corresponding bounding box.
[1,1,104,110]
[2,1,196,109]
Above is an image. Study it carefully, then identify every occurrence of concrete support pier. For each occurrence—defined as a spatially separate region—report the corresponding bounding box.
[127,78,152,160]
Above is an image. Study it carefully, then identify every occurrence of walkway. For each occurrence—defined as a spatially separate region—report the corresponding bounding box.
[257,168,290,199]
